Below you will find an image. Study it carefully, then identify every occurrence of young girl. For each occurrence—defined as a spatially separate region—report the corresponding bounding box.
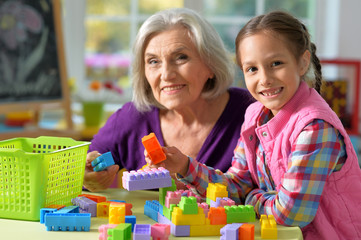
[146,11,361,239]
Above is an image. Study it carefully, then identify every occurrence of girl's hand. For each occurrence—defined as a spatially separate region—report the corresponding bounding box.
[83,151,119,192]
[144,146,190,177]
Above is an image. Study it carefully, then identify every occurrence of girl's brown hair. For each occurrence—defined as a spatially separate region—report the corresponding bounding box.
[235,11,322,93]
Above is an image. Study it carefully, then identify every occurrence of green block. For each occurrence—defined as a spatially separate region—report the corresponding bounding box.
[179,196,198,214]
[163,204,176,220]
[108,223,132,240]
[159,179,176,205]
[225,205,256,223]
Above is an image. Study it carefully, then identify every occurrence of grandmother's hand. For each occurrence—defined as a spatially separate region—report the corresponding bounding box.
[83,151,119,192]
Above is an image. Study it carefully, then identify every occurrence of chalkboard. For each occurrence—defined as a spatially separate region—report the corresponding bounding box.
[0,0,67,107]
[0,0,75,139]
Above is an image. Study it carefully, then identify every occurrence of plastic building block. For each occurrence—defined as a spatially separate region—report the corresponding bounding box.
[224,205,256,223]
[45,204,66,209]
[178,196,198,214]
[158,212,190,237]
[107,223,132,240]
[71,196,97,217]
[208,207,227,225]
[97,202,111,218]
[109,201,133,216]
[44,213,91,231]
[40,208,56,224]
[99,224,118,240]
[125,215,136,232]
[163,203,176,220]
[220,223,244,240]
[144,200,161,222]
[239,223,255,240]
[198,202,210,218]
[55,206,79,214]
[260,215,277,239]
[142,132,166,164]
[109,202,125,224]
[159,179,177,205]
[151,223,171,240]
[209,197,235,208]
[79,193,107,203]
[171,207,205,226]
[206,183,228,204]
[189,224,224,237]
[91,151,115,172]
[122,167,172,191]
[165,191,182,208]
[133,224,151,240]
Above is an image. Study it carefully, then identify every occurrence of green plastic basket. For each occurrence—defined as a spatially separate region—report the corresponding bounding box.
[0,136,90,221]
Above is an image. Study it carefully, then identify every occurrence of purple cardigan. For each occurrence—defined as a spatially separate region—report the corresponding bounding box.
[89,87,254,172]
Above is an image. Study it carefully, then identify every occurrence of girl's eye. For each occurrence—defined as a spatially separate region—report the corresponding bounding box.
[272,61,282,67]
[247,67,257,73]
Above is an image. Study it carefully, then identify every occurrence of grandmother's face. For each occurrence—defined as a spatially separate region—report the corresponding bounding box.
[144,26,213,110]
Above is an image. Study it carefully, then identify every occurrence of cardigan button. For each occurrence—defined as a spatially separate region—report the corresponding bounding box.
[262,132,268,137]
[249,135,253,141]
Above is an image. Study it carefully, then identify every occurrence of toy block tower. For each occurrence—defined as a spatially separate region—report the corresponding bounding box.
[142,132,166,164]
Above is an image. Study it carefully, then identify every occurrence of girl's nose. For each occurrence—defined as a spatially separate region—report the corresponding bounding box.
[259,69,273,86]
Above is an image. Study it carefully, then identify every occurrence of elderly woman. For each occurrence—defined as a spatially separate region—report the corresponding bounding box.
[83,8,254,192]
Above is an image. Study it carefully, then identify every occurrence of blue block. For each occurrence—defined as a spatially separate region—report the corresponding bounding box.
[91,152,115,172]
[55,206,79,214]
[144,200,160,222]
[125,215,137,232]
[40,208,56,224]
[44,213,91,231]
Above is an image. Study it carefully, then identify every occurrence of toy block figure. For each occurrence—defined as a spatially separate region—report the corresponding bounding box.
[208,207,227,225]
[151,223,171,240]
[91,151,115,172]
[239,223,255,240]
[224,205,256,223]
[109,203,125,224]
[206,183,228,204]
[178,196,198,214]
[107,223,132,240]
[260,215,277,239]
[133,224,151,240]
[44,213,91,231]
[142,132,166,164]
[220,223,244,240]
[99,224,118,240]
[122,167,172,191]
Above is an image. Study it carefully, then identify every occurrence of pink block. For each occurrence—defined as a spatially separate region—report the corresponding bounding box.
[151,223,171,240]
[98,224,117,240]
[165,191,182,208]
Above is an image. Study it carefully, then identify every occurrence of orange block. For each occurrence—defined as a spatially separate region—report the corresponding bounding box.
[208,207,227,225]
[79,193,107,203]
[239,223,254,240]
[142,132,166,164]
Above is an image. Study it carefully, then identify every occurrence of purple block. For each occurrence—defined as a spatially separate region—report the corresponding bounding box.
[122,167,172,191]
[158,212,190,237]
[71,197,97,217]
[133,224,151,240]
[220,223,244,240]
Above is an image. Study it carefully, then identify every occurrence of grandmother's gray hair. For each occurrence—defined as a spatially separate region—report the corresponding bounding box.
[131,8,234,112]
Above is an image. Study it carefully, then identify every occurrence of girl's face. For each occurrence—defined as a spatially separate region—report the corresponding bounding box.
[144,26,213,110]
[237,32,310,116]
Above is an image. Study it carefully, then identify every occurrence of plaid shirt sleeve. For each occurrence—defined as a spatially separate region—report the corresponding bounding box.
[245,120,346,228]
[177,132,255,204]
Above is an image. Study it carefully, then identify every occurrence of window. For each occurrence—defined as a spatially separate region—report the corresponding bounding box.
[83,0,314,103]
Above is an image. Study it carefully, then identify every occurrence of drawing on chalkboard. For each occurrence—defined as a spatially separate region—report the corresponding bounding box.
[0,0,63,102]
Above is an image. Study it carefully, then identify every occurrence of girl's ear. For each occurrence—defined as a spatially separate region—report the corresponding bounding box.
[299,50,311,76]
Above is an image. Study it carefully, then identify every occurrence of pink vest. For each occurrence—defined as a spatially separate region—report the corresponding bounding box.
[241,82,361,239]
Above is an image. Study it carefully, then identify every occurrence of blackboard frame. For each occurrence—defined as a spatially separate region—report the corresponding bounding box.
[0,0,75,139]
